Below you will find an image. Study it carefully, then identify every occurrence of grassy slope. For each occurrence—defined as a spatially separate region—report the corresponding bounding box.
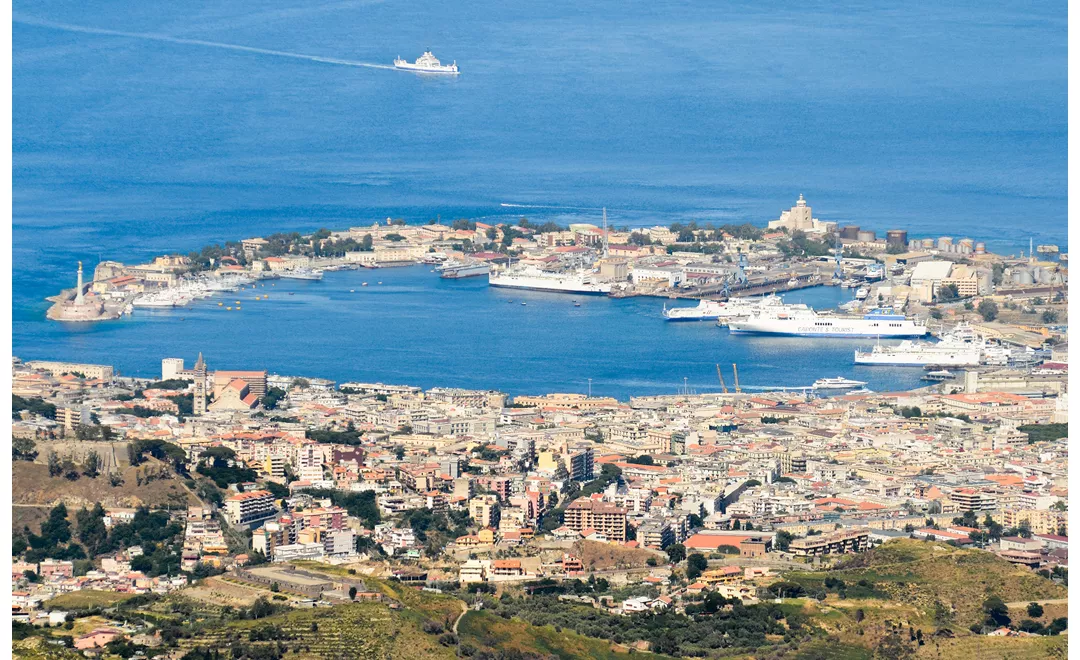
[43,591,138,609]
[458,610,663,660]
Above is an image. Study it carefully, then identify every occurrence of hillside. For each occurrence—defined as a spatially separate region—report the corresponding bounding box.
[571,539,658,570]
[12,460,199,528]
[174,601,458,660]
[458,610,661,659]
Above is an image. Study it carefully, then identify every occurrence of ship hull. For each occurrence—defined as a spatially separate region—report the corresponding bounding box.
[489,281,610,295]
[394,64,459,74]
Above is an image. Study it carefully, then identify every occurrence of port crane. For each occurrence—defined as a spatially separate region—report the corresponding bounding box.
[715,364,728,394]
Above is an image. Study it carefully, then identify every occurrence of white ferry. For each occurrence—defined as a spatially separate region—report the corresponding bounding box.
[812,376,867,390]
[489,265,611,295]
[854,323,983,366]
[393,51,460,74]
[729,306,928,338]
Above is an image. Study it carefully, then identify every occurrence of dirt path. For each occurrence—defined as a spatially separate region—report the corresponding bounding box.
[1005,598,1068,607]
[452,601,468,634]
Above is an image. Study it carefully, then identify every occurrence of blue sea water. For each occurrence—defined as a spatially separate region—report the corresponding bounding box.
[12,1,1067,397]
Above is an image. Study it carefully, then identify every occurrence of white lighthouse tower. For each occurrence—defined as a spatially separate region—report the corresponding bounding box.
[75,261,85,305]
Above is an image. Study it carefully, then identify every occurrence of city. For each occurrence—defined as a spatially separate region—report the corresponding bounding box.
[11,1,1068,659]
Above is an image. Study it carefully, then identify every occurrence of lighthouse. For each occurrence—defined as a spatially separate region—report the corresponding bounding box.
[75,261,85,305]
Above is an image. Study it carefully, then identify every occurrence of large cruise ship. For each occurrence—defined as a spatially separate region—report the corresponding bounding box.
[854,323,982,366]
[488,265,611,295]
[729,306,928,338]
[393,51,460,74]
[662,294,787,321]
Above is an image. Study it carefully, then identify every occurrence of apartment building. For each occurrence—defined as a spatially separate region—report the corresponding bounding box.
[224,490,276,529]
[788,528,870,557]
[563,498,628,543]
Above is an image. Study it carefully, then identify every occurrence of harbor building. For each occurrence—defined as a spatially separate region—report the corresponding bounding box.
[25,360,113,381]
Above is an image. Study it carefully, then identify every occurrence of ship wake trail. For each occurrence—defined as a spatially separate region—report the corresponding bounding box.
[14,15,399,70]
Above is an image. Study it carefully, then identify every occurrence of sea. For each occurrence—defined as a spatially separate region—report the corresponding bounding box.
[12,0,1067,398]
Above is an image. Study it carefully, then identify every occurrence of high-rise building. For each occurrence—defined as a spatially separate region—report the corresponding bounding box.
[193,353,207,416]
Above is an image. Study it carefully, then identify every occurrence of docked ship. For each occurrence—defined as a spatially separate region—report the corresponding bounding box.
[393,51,460,74]
[854,323,982,366]
[663,294,787,321]
[440,262,490,279]
[488,265,611,295]
[812,376,867,390]
[278,268,324,281]
[729,306,928,338]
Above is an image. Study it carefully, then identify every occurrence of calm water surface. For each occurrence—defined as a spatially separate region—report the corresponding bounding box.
[12,0,1066,396]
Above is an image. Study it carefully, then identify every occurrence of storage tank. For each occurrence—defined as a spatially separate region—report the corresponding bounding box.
[886,229,908,249]
[921,238,936,249]
[840,225,860,240]
[856,230,876,242]
[936,237,953,250]
[974,242,986,254]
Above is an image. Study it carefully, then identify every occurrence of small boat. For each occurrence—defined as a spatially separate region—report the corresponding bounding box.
[350,289,355,293]
[218,302,223,306]
[362,282,368,287]
[289,292,295,296]
[574,303,581,307]
[521,302,527,306]
[226,306,233,310]
[378,281,383,285]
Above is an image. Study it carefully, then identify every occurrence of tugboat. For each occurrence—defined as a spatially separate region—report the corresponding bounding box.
[393,51,460,74]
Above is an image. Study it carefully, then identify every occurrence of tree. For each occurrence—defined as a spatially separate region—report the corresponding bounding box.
[48,451,62,477]
[774,530,794,552]
[665,543,686,564]
[361,234,373,251]
[84,451,101,478]
[1027,602,1044,618]
[1041,310,1059,324]
[930,308,943,320]
[13,437,37,461]
[686,553,708,580]
[977,300,999,322]
[349,586,357,600]
[982,596,1010,627]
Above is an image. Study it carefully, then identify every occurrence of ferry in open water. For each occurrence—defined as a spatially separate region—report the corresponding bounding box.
[729,306,928,338]
[394,51,460,74]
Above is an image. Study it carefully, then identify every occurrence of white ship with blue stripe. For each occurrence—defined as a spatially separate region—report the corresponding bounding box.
[729,306,928,338]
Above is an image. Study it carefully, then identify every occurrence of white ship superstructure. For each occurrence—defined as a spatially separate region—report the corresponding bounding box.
[730,306,928,338]
[394,51,460,74]
[441,262,490,279]
[812,376,867,390]
[854,323,984,366]
[488,265,611,295]
[663,295,788,321]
